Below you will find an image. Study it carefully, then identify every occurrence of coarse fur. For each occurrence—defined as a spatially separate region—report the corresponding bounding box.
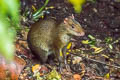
[27,15,85,64]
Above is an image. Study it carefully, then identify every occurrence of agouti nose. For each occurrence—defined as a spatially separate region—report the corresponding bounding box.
[80,32,85,36]
[77,32,85,36]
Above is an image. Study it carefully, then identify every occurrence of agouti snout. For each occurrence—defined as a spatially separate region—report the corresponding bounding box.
[63,15,85,37]
[27,14,85,70]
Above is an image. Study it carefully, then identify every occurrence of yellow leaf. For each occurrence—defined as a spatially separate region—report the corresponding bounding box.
[69,0,85,5]
[60,49,63,57]
[45,6,54,10]
[41,15,44,19]
[67,42,72,49]
[60,42,72,56]
[109,58,114,62]
[102,54,114,61]
[102,54,109,59]
[32,5,37,12]
[66,52,70,55]
[68,0,86,13]
[91,46,104,53]
[81,40,89,44]
[32,64,41,73]
[104,73,110,79]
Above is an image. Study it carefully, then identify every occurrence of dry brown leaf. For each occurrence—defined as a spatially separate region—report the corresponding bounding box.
[0,55,26,80]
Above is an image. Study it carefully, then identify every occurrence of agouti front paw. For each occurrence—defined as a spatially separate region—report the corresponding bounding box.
[65,64,71,71]
[58,63,65,73]
[58,63,71,74]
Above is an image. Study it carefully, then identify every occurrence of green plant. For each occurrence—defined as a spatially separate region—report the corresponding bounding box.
[0,0,20,60]
[32,0,49,20]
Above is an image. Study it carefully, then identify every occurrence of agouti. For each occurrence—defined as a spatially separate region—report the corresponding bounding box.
[27,15,85,69]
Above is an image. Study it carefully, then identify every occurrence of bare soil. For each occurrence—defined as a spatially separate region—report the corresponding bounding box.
[19,0,120,80]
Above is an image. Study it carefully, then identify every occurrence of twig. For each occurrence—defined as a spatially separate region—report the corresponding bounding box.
[71,53,120,69]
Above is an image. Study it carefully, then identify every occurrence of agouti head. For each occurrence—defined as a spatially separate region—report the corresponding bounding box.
[64,14,85,36]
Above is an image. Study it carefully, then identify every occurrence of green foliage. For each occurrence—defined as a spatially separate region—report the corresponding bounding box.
[87,35,96,46]
[46,68,61,80]
[105,37,112,44]
[82,35,96,46]
[105,37,113,49]
[32,0,49,21]
[69,0,86,13]
[0,0,20,60]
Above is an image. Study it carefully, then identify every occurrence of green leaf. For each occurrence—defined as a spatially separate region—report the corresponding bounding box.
[108,44,113,49]
[32,0,49,20]
[0,0,20,60]
[0,20,14,60]
[46,68,61,80]
[88,35,95,40]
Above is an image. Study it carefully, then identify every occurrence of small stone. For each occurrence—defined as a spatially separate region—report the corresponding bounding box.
[84,18,87,21]
[93,8,97,13]
[19,75,24,79]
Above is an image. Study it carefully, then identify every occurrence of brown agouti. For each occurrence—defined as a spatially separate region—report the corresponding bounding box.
[27,15,85,69]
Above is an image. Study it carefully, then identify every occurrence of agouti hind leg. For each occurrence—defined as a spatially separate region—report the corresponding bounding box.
[54,49,64,72]
[55,48,70,72]
[62,46,70,71]
[33,48,49,63]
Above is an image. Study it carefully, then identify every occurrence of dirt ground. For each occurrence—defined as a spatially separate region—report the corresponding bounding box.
[19,0,120,80]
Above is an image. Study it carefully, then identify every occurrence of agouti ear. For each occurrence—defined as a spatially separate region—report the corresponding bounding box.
[64,18,68,24]
[71,14,74,19]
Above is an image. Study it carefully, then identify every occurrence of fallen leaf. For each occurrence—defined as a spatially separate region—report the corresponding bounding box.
[0,55,26,80]
[72,56,82,64]
[46,68,61,80]
[32,64,41,73]
[81,40,89,44]
[104,72,110,79]
[73,74,81,80]
[91,46,104,54]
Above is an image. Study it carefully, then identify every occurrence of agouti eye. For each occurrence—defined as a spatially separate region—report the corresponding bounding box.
[71,25,74,28]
